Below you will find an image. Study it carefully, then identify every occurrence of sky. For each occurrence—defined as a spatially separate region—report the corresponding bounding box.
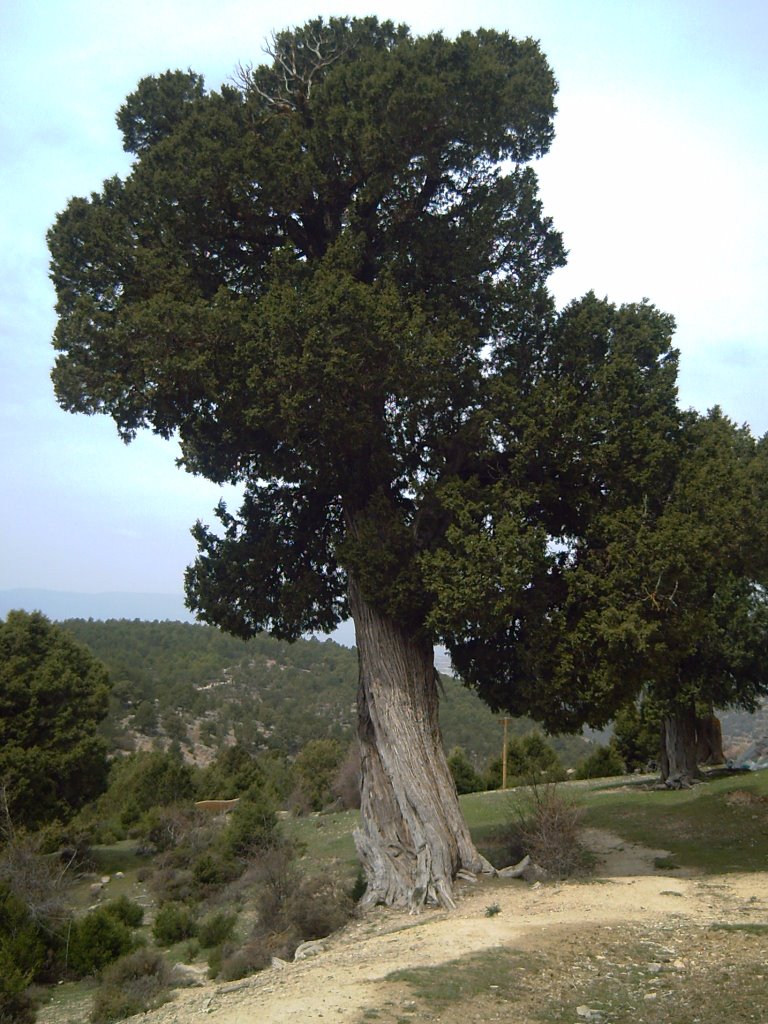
[1,0,766,606]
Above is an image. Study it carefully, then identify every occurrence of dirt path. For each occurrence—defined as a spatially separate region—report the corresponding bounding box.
[132,830,768,1024]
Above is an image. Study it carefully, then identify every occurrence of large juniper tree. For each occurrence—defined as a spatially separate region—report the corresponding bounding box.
[48,17,679,907]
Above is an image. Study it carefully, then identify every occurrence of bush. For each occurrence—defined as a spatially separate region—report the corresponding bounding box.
[282,873,354,941]
[506,784,589,880]
[152,901,197,946]
[252,844,354,956]
[0,884,46,981]
[613,699,662,771]
[148,866,196,906]
[197,910,237,950]
[485,732,565,790]
[102,895,144,928]
[331,743,361,810]
[575,744,626,780]
[0,833,70,947]
[90,948,171,1023]
[220,790,279,861]
[0,943,36,1024]
[134,804,209,855]
[292,739,345,811]
[215,938,271,981]
[68,909,135,977]
[447,747,482,794]
[192,852,237,890]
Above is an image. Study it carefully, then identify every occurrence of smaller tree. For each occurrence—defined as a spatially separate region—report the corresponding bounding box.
[447,747,482,795]
[574,745,625,780]
[0,611,110,829]
[612,699,661,772]
[292,739,345,811]
[485,732,562,789]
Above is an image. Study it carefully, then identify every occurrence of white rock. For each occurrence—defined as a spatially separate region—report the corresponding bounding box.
[294,940,325,961]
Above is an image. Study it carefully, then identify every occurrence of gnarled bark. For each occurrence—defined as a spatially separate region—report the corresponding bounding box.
[660,707,725,787]
[696,713,725,766]
[660,708,699,787]
[349,575,493,911]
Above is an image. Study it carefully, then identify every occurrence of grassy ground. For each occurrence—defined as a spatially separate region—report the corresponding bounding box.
[286,769,768,876]
[577,769,768,874]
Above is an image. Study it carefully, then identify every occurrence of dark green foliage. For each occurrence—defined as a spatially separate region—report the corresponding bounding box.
[0,884,46,985]
[192,852,235,890]
[0,942,35,1024]
[90,948,171,1023]
[197,910,237,949]
[101,896,144,929]
[197,745,264,800]
[574,744,625,780]
[68,908,135,977]
[125,752,195,812]
[0,610,110,828]
[485,732,563,789]
[116,68,204,155]
[152,901,197,946]
[612,699,661,771]
[292,738,345,811]
[447,747,482,795]
[48,15,721,877]
[80,751,197,841]
[220,789,279,860]
[48,17,563,648]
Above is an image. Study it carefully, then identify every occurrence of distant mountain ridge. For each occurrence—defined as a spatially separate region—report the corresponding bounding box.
[0,589,359,649]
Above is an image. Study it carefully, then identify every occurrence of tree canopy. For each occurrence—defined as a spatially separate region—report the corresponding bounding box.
[0,611,110,829]
[48,18,564,644]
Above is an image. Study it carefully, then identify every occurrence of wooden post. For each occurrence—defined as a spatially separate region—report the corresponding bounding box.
[501,716,510,790]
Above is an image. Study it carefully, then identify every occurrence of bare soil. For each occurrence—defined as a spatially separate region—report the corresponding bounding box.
[40,830,768,1024]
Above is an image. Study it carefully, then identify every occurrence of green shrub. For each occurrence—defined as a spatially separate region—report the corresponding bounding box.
[485,732,565,789]
[148,866,195,905]
[102,895,144,928]
[192,852,238,890]
[221,790,279,860]
[197,910,237,950]
[292,739,345,811]
[253,845,354,954]
[447,747,482,794]
[575,744,626,780]
[152,902,197,946]
[0,884,46,981]
[613,699,661,771]
[0,944,35,1024]
[68,909,135,977]
[90,948,171,1023]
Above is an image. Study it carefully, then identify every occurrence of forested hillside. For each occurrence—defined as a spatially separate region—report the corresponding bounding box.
[60,619,593,770]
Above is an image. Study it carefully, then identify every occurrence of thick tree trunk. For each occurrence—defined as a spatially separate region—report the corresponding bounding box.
[696,713,725,766]
[659,708,699,788]
[348,575,493,911]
